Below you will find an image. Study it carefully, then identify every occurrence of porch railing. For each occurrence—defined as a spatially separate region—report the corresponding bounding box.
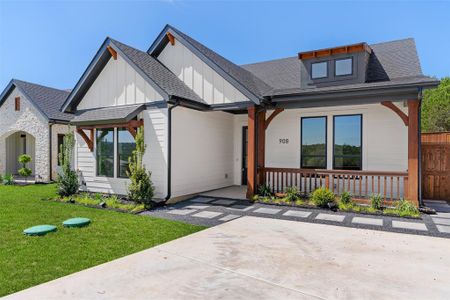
[261,167,408,201]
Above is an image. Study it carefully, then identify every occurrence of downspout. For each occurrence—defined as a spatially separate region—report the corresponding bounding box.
[49,122,54,182]
[418,88,423,207]
[164,101,180,202]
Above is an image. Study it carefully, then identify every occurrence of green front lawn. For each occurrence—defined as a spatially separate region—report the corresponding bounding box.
[0,184,205,296]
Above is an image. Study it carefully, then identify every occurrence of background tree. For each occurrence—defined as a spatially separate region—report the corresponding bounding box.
[57,129,79,196]
[18,154,32,183]
[422,77,450,132]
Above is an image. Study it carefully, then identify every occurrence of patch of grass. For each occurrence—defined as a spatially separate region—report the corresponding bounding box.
[0,184,205,296]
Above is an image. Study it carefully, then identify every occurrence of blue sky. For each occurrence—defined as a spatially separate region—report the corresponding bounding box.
[0,1,448,90]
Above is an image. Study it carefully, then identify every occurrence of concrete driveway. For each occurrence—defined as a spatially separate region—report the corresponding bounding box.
[6,216,450,300]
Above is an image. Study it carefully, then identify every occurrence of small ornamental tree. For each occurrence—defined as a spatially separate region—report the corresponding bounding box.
[18,154,32,183]
[57,129,79,196]
[126,127,155,209]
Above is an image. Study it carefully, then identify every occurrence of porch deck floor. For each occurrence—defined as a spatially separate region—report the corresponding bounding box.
[199,185,247,200]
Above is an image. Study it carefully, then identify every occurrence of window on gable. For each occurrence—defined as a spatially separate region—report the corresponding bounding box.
[301,117,327,169]
[311,62,328,79]
[15,97,20,111]
[333,115,362,170]
[117,128,136,178]
[335,58,353,76]
[96,128,115,177]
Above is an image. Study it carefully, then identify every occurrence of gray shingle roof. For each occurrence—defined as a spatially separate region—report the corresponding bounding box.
[71,104,145,125]
[7,79,73,122]
[110,39,206,104]
[241,38,436,97]
[167,25,273,99]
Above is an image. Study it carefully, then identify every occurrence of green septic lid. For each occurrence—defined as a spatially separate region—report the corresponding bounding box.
[24,225,57,236]
[63,217,91,228]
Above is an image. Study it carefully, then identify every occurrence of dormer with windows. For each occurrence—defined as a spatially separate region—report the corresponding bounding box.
[298,43,372,88]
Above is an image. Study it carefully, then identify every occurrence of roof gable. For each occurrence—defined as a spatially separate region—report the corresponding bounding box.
[62,37,205,113]
[147,25,272,103]
[0,79,72,122]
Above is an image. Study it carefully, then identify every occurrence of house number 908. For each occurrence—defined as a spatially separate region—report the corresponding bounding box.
[279,138,289,144]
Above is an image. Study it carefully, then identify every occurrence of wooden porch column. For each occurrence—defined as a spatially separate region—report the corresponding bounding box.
[407,100,419,206]
[257,109,266,186]
[247,106,257,199]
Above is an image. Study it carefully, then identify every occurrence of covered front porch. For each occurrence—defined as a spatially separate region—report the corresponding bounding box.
[244,98,420,206]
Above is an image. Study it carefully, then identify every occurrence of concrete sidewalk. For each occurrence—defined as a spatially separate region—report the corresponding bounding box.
[5,217,450,299]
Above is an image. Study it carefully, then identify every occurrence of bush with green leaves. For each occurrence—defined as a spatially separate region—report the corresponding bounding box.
[57,130,79,196]
[311,187,335,207]
[285,186,299,202]
[3,174,14,185]
[370,194,383,210]
[0,174,3,185]
[258,184,272,197]
[126,127,155,209]
[395,198,419,217]
[18,154,32,182]
[340,191,352,204]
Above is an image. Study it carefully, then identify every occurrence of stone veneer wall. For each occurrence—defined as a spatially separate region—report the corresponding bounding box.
[0,87,50,182]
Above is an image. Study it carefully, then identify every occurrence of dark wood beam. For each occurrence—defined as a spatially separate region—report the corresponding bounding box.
[407,100,419,206]
[166,32,175,46]
[107,45,117,60]
[77,119,143,130]
[246,106,256,199]
[127,125,137,138]
[257,110,266,186]
[381,101,408,126]
[264,108,284,130]
[76,128,94,152]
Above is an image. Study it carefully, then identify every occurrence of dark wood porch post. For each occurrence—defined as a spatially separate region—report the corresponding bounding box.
[257,109,266,186]
[247,106,257,199]
[407,99,419,206]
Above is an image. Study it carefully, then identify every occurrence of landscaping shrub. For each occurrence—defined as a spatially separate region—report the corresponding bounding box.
[258,184,272,197]
[285,186,299,202]
[311,187,335,207]
[3,174,14,185]
[57,130,79,196]
[340,191,352,204]
[395,198,420,217]
[370,194,383,210]
[127,127,155,209]
[0,174,3,185]
[18,154,32,182]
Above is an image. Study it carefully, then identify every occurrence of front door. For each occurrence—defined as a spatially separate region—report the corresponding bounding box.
[241,126,248,185]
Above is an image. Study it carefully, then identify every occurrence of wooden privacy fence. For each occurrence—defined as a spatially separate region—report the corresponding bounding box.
[261,167,408,201]
[422,132,450,200]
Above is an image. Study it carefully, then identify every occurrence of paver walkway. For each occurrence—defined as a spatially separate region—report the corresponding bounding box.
[142,197,450,238]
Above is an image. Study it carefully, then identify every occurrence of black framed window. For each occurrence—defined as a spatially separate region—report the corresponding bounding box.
[311,61,328,79]
[117,128,136,178]
[333,115,362,170]
[301,117,327,169]
[96,128,114,177]
[335,58,353,76]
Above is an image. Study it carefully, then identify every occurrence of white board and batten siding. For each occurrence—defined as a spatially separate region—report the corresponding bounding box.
[232,102,409,185]
[77,54,163,110]
[157,41,247,105]
[75,52,168,197]
[171,107,234,197]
